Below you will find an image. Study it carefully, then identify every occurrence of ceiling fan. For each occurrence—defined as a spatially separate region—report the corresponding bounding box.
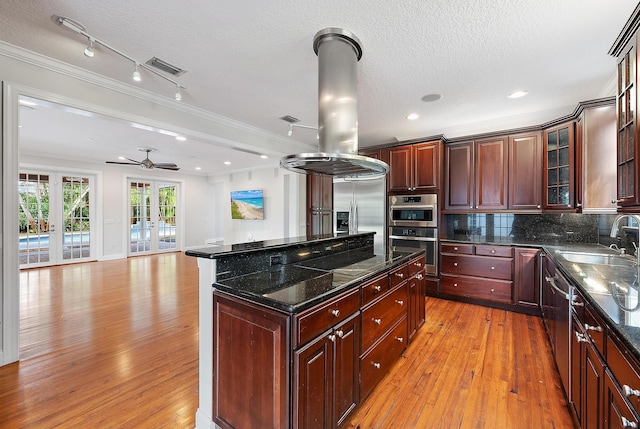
[106,147,180,171]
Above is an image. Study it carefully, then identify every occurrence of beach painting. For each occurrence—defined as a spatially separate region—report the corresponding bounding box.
[230,189,265,220]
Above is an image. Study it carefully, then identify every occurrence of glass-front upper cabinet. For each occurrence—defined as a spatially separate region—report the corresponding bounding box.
[616,40,637,206]
[543,123,575,210]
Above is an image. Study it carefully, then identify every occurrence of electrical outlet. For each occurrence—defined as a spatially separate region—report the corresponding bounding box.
[270,254,283,266]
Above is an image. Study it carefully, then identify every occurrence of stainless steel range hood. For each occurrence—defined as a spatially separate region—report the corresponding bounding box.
[280,28,389,179]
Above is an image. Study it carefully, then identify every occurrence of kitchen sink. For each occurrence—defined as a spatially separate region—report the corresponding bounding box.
[556,250,637,267]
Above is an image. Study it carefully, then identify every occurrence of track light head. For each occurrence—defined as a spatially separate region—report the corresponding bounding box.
[175,86,182,101]
[288,125,293,137]
[84,39,95,58]
[132,64,141,82]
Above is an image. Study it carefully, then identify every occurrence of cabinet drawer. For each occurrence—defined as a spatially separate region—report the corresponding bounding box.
[389,264,409,289]
[441,273,512,303]
[584,305,605,358]
[441,243,474,255]
[607,332,640,417]
[294,288,360,348]
[361,283,408,352]
[408,255,426,277]
[361,273,389,307]
[441,254,512,280]
[475,244,513,258]
[360,316,407,399]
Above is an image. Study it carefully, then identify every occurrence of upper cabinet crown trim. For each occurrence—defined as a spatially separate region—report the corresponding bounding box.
[609,2,640,57]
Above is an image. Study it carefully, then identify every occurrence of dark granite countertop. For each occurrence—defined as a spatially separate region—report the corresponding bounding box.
[213,249,420,313]
[185,232,374,259]
[444,237,640,362]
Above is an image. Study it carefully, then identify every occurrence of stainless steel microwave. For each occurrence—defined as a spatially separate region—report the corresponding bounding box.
[389,194,437,228]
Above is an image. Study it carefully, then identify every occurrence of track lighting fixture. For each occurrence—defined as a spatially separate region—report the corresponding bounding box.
[286,123,318,137]
[84,38,95,58]
[52,15,186,101]
[132,63,141,82]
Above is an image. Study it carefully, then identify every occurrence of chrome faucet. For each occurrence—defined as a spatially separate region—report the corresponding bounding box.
[610,214,640,265]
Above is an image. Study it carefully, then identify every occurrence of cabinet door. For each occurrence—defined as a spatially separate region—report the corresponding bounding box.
[616,36,639,207]
[413,141,441,191]
[333,315,360,427]
[604,370,640,429]
[294,333,332,429]
[543,123,575,210]
[388,145,413,192]
[444,141,474,211]
[407,275,418,342]
[570,313,584,426]
[509,133,542,210]
[584,342,604,429]
[514,248,539,310]
[475,137,508,210]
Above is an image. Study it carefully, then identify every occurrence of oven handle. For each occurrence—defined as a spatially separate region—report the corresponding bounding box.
[389,204,436,210]
[389,235,437,242]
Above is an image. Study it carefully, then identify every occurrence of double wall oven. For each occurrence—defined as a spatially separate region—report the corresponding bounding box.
[388,194,438,276]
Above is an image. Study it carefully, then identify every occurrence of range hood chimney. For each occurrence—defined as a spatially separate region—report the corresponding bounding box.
[280,28,389,179]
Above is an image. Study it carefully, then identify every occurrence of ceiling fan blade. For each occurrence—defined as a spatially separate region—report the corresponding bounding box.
[155,164,181,171]
[124,157,142,163]
[106,161,141,165]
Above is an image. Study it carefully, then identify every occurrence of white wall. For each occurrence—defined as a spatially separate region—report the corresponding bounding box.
[209,168,306,244]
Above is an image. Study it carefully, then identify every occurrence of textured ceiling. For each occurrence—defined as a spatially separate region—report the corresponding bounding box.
[0,0,637,175]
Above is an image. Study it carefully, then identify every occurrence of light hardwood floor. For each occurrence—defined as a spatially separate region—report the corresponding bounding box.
[0,253,574,428]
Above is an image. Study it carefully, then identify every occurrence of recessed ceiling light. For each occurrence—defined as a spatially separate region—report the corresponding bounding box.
[421,93,442,103]
[176,136,186,142]
[406,113,419,121]
[118,156,126,160]
[224,161,231,165]
[508,91,528,99]
[195,167,202,170]
[260,155,268,159]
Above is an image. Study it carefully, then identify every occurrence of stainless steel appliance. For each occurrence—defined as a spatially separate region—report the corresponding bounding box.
[389,194,437,227]
[389,194,438,275]
[333,177,386,253]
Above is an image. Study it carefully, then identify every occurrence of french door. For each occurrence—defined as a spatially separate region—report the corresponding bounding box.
[19,172,95,267]
[128,179,179,255]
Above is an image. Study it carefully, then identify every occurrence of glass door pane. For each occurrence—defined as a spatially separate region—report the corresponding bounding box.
[130,181,152,254]
[18,173,51,265]
[62,176,91,260]
[157,183,177,251]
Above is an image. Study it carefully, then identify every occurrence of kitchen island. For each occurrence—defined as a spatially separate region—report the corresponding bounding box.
[186,232,426,429]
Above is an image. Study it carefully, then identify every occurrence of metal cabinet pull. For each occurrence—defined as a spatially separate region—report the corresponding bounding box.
[624,384,640,397]
[335,330,344,338]
[396,272,404,278]
[416,274,424,280]
[395,300,404,305]
[621,416,638,428]
[415,262,423,267]
[373,318,382,325]
[330,309,340,317]
[395,337,404,343]
[574,332,589,343]
[490,266,495,271]
[453,262,458,267]
[328,334,336,342]
[373,285,382,292]
[372,362,381,369]
[584,324,602,332]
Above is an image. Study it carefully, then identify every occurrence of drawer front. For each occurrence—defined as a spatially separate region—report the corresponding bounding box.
[441,243,474,255]
[441,254,512,280]
[607,333,640,417]
[475,244,513,258]
[408,255,426,277]
[389,264,409,289]
[361,273,390,306]
[584,305,605,358]
[294,288,360,348]
[361,283,408,352]
[441,273,512,303]
[360,316,407,399]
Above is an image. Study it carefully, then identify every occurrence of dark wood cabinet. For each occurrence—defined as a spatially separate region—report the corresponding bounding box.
[509,132,542,211]
[293,313,360,429]
[514,248,539,311]
[387,141,441,193]
[307,174,333,236]
[407,255,426,343]
[543,123,576,210]
[444,141,474,211]
[475,137,508,210]
[213,293,290,429]
[604,369,639,429]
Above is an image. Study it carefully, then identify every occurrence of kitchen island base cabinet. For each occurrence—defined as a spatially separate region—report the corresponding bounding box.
[213,293,290,429]
[293,313,360,429]
[604,370,640,429]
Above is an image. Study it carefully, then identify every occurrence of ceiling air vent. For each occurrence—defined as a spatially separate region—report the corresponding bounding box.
[279,115,300,124]
[145,57,186,76]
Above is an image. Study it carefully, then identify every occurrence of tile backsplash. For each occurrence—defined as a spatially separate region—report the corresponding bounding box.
[445,213,624,246]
